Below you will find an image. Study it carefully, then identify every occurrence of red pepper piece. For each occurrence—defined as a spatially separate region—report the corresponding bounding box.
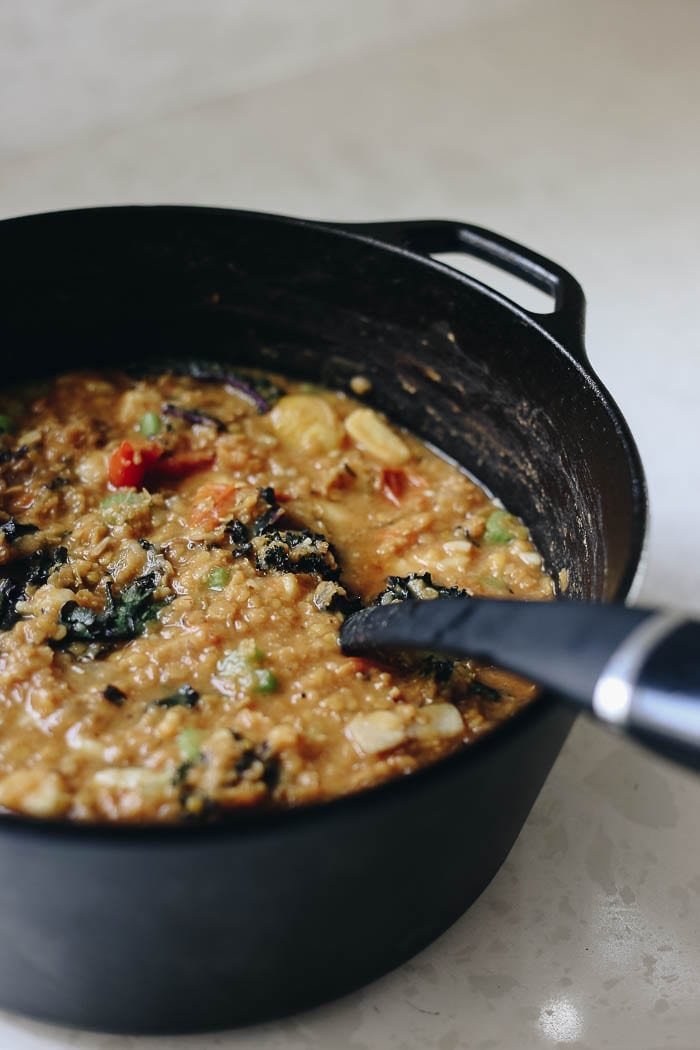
[108,441,164,488]
[108,441,213,489]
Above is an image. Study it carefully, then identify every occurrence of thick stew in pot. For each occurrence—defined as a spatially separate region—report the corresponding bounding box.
[0,366,552,821]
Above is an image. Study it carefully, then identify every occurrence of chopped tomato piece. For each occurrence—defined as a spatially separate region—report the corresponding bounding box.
[108,442,214,489]
[380,468,407,507]
[189,482,239,529]
[108,440,164,488]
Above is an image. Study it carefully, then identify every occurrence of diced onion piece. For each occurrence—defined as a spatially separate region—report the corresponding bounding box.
[270,395,343,454]
[442,540,473,555]
[518,550,542,566]
[344,408,410,465]
[346,710,408,755]
[410,703,464,741]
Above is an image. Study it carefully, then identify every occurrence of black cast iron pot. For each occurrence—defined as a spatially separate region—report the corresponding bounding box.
[0,207,647,1033]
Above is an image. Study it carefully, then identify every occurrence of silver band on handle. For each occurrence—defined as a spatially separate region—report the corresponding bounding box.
[592,611,685,727]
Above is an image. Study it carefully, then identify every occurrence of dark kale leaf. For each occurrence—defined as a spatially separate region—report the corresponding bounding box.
[26,545,68,587]
[251,487,285,535]
[0,445,29,466]
[469,679,502,702]
[258,486,276,506]
[372,572,468,606]
[313,580,362,616]
[103,684,127,706]
[106,575,163,638]
[225,487,340,581]
[172,757,215,820]
[231,734,280,790]
[225,518,251,554]
[251,529,340,579]
[174,732,280,818]
[0,516,39,543]
[57,568,167,655]
[0,577,25,631]
[417,653,457,683]
[258,746,280,790]
[0,545,68,630]
[153,684,199,709]
[60,601,100,641]
[173,760,195,787]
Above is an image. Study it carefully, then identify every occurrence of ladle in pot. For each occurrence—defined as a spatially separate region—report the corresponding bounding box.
[340,598,700,772]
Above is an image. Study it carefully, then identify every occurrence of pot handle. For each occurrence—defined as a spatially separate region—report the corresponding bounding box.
[328,219,588,363]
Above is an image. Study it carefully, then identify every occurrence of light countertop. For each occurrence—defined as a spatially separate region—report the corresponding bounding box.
[0,2,698,1047]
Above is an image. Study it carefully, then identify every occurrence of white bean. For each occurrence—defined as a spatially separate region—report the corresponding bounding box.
[346,710,408,755]
[344,408,410,465]
[410,703,464,740]
[270,395,343,454]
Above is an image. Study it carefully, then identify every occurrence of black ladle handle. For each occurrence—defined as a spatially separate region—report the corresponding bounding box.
[339,599,700,772]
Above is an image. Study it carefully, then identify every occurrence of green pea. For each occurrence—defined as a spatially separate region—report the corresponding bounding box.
[0,414,13,434]
[138,411,162,437]
[206,566,231,591]
[253,669,277,693]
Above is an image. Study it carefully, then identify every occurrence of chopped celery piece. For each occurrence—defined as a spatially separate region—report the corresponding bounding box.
[216,643,277,694]
[484,509,516,544]
[253,669,277,693]
[100,492,145,509]
[478,574,510,593]
[206,566,231,591]
[177,728,205,763]
[0,414,12,434]
[99,490,151,527]
[138,411,162,437]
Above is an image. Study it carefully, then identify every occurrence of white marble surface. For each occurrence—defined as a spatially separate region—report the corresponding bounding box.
[0,1,698,1047]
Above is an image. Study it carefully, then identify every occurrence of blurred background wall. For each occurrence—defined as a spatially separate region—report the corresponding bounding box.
[0,0,698,611]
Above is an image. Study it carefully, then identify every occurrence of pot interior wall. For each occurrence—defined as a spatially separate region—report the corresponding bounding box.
[0,208,643,601]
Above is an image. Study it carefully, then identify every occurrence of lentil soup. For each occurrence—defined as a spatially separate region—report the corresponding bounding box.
[0,366,553,822]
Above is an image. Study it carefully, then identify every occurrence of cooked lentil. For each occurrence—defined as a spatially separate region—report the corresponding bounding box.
[0,367,552,822]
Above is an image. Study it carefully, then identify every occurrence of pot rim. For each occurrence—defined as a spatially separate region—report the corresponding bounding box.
[0,204,649,842]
